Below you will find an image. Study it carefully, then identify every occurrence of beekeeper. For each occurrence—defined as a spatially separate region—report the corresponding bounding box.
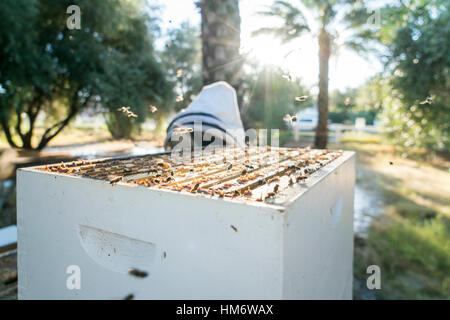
[164,81,246,151]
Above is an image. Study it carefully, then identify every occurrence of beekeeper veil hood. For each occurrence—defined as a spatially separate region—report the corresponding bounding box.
[164,81,245,150]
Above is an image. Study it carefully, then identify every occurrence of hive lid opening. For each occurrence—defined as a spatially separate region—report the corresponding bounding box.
[37,147,345,203]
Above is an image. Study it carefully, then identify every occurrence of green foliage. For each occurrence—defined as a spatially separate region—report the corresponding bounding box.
[253,1,310,42]
[328,81,384,125]
[356,215,450,299]
[0,0,170,147]
[387,1,449,150]
[364,0,450,150]
[245,66,311,130]
[161,22,202,113]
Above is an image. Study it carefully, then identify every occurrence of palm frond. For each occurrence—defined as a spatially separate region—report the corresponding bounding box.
[252,0,310,43]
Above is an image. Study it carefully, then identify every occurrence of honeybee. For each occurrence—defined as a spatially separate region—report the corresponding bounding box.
[419,97,433,105]
[230,225,238,232]
[126,111,138,118]
[176,69,183,78]
[283,114,298,123]
[268,177,280,184]
[128,268,148,278]
[157,161,171,169]
[150,105,158,113]
[118,106,138,118]
[110,176,122,185]
[295,96,308,102]
[191,183,200,192]
[117,106,131,112]
[273,184,279,193]
[243,188,252,196]
[266,192,275,198]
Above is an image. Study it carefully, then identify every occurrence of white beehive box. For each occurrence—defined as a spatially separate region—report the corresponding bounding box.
[17,149,355,299]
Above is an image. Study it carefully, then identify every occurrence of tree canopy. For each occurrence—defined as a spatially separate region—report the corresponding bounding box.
[0,0,171,148]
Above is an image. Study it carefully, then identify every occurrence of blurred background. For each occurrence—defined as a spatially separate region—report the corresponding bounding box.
[0,0,448,299]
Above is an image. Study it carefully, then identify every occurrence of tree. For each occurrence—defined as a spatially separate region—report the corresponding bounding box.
[375,0,450,150]
[98,1,171,139]
[161,22,202,113]
[254,0,375,148]
[246,66,311,129]
[196,0,244,105]
[0,0,170,148]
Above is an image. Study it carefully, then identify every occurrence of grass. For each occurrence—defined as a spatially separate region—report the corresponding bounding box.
[355,214,449,299]
[339,141,450,300]
[0,125,165,150]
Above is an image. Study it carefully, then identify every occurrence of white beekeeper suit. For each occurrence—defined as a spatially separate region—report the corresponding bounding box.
[164,81,245,150]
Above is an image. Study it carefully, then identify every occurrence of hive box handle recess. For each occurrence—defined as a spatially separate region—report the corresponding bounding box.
[78,225,156,274]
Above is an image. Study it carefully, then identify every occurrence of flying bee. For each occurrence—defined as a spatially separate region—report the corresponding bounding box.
[295,95,308,102]
[419,97,433,105]
[389,161,394,165]
[176,69,183,78]
[150,105,158,113]
[230,225,238,232]
[123,294,134,300]
[283,114,298,123]
[126,111,138,118]
[117,106,131,112]
[175,95,184,102]
[281,74,292,81]
[288,29,296,35]
[344,97,351,105]
[128,268,148,278]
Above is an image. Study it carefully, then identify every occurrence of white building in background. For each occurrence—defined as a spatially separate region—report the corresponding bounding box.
[294,106,318,131]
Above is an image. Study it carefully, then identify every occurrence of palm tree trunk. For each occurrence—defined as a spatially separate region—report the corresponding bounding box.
[198,0,243,105]
[315,28,331,149]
